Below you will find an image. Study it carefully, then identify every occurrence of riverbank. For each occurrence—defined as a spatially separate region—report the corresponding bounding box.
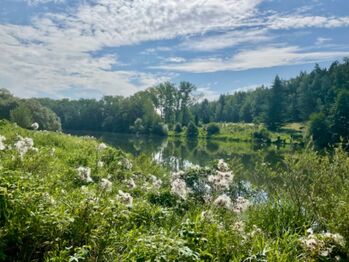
[0,120,348,261]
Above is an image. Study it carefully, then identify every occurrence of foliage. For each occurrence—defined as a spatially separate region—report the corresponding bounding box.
[186,122,199,138]
[206,123,220,136]
[174,123,182,133]
[0,121,348,261]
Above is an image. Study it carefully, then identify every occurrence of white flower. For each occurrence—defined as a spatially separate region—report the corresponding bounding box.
[0,135,6,151]
[233,196,251,213]
[119,158,133,170]
[150,175,162,189]
[171,178,188,200]
[171,170,185,180]
[14,136,37,159]
[233,221,245,234]
[214,194,232,209]
[125,178,136,189]
[97,161,104,168]
[50,147,56,156]
[100,178,112,192]
[31,122,39,130]
[323,232,345,247]
[77,166,93,183]
[97,143,107,152]
[217,159,229,172]
[208,170,234,191]
[116,190,133,207]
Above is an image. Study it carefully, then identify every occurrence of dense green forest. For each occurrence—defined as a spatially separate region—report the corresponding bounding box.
[1,59,349,147]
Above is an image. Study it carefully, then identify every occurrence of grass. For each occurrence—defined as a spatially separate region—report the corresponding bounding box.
[0,120,348,261]
[169,122,304,144]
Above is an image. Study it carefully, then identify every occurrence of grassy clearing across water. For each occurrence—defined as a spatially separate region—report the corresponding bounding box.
[0,120,348,261]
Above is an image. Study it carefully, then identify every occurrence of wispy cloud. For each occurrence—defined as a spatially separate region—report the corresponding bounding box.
[153,46,349,73]
[179,29,271,52]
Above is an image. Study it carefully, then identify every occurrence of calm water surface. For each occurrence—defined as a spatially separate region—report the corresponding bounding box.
[70,131,296,172]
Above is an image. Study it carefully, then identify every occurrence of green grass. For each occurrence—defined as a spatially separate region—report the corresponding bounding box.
[0,120,348,261]
[169,122,304,144]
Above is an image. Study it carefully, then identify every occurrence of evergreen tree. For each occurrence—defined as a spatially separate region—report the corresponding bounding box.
[266,76,284,130]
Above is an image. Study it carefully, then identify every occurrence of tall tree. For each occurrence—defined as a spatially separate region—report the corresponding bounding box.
[266,76,284,130]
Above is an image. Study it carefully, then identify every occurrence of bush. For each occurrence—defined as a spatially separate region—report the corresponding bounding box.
[206,123,220,136]
[252,128,271,143]
[152,122,168,136]
[174,123,182,133]
[307,112,330,149]
[186,122,198,138]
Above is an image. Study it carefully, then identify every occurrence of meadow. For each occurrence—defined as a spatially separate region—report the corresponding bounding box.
[0,120,348,261]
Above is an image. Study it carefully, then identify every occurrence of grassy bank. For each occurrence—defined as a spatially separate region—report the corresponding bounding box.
[0,120,348,261]
[169,122,305,144]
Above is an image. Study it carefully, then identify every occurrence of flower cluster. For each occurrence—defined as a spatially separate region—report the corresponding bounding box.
[100,178,113,192]
[213,194,232,209]
[208,159,234,191]
[97,143,107,152]
[118,158,133,170]
[14,136,38,159]
[300,230,346,258]
[125,177,137,189]
[232,196,251,213]
[150,175,162,189]
[0,135,6,151]
[171,178,188,200]
[116,190,133,207]
[77,166,93,183]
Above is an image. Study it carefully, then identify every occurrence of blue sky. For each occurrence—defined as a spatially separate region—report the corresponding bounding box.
[1,0,349,100]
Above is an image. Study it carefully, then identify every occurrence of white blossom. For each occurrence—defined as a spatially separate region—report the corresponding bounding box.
[208,170,234,191]
[171,170,185,180]
[171,178,188,200]
[100,178,113,192]
[150,175,162,189]
[119,158,133,170]
[125,178,137,189]
[233,221,246,234]
[97,161,104,168]
[213,194,232,209]
[50,147,56,156]
[97,143,107,152]
[31,122,39,130]
[233,196,251,213]
[0,135,6,150]
[14,136,37,159]
[116,190,133,207]
[217,159,229,172]
[77,166,93,183]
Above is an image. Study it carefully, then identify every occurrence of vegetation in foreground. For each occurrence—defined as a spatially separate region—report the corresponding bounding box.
[0,120,349,261]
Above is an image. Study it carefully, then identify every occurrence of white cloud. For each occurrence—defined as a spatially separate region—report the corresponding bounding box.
[315,37,332,45]
[153,45,349,73]
[180,29,271,52]
[196,87,220,101]
[266,15,349,30]
[165,57,186,63]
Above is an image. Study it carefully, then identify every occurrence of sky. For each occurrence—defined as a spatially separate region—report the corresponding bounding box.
[0,0,349,100]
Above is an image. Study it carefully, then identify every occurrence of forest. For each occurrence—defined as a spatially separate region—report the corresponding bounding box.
[1,59,349,148]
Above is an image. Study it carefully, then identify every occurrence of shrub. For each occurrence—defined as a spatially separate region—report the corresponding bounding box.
[186,122,199,138]
[174,123,182,133]
[206,123,220,136]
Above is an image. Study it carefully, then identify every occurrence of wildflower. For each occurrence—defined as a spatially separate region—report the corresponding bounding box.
[116,190,133,207]
[119,158,133,170]
[208,170,234,191]
[150,175,162,189]
[171,178,188,200]
[0,135,6,150]
[233,221,246,234]
[125,177,136,189]
[31,122,39,130]
[171,170,185,180]
[100,178,113,192]
[14,136,37,159]
[77,166,93,183]
[323,232,345,247]
[217,159,229,172]
[43,192,56,205]
[97,161,104,168]
[213,194,232,209]
[97,142,107,152]
[233,196,251,213]
[50,147,56,156]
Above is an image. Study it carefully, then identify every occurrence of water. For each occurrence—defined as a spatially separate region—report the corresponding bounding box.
[70,131,296,172]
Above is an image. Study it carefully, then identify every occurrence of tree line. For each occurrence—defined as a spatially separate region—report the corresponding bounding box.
[1,59,348,147]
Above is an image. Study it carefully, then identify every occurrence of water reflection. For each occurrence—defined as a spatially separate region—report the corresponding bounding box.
[70,131,296,172]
